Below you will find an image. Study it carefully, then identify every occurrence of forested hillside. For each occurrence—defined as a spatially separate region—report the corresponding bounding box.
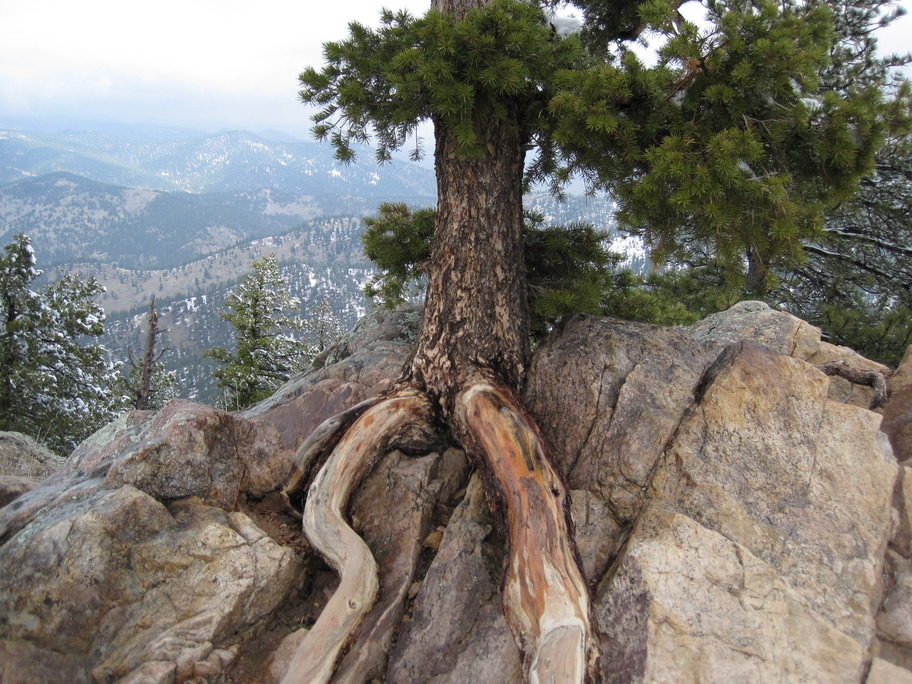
[0,122,626,404]
[93,193,625,403]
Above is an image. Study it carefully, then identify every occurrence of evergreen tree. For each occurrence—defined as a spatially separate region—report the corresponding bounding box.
[623,0,911,295]
[284,1,910,680]
[772,136,912,366]
[304,299,343,356]
[206,254,308,410]
[0,234,119,453]
[362,202,618,337]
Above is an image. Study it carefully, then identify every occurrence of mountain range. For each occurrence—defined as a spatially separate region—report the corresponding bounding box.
[0,120,626,402]
[0,127,438,269]
[0,126,438,196]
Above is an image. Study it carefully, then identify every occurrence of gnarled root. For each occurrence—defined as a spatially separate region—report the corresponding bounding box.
[279,379,593,682]
[455,380,595,683]
[282,396,384,512]
[280,387,435,684]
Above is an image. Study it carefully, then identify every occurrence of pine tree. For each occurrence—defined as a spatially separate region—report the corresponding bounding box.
[627,0,911,295]
[206,254,308,410]
[0,234,119,453]
[304,299,342,356]
[283,1,910,681]
[362,202,618,338]
[772,136,912,366]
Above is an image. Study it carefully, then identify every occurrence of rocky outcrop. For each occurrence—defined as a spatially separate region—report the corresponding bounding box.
[0,431,64,478]
[242,303,421,452]
[596,339,894,681]
[0,402,302,682]
[382,302,905,682]
[1,301,909,683]
[884,345,912,465]
[877,345,912,671]
[0,431,65,506]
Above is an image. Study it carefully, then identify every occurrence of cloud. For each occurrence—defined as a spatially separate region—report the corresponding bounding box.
[0,0,429,131]
[3,0,909,135]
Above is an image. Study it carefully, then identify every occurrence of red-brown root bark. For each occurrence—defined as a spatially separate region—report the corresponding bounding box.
[280,379,595,683]
[455,380,594,682]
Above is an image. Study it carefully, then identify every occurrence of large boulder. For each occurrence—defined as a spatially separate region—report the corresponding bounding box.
[0,431,64,478]
[243,303,421,451]
[0,401,304,682]
[595,340,895,681]
[0,431,66,507]
[875,340,912,671]
[689,300,892,408]
[884,344,912,465]
[385,475,523,683]
[383,305,905,683]
[0,306,442,683]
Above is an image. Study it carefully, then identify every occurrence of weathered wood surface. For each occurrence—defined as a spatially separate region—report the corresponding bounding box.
[456,380,594,683]
[280,389,434,684]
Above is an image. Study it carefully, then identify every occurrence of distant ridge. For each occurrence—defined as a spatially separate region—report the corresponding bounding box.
[0,126,438,196]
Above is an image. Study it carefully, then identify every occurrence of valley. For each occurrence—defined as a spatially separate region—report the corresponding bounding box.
[1,120,630,404]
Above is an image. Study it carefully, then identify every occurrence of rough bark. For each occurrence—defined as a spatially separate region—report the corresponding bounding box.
[432,0,489,19]
[405,117,529,409]
[283,3,595,680]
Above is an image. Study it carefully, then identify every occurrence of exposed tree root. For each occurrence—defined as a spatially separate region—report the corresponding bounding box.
[282,396,384,513]
[280,379,595,683]
[455,380,595,683]
[280,388,435,684]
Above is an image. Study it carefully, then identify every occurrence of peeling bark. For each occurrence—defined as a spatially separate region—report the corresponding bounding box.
[455,380,595,682]
[282,376,596,683]
[280,389,434,684]
[282,396,384,511]
[281,2,596,679]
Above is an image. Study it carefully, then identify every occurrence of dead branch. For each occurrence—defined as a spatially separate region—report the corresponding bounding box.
[816,359,889,410]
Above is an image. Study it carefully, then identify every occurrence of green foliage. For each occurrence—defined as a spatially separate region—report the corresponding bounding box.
[305,0,911,358]
[299,0,584,160]
[0,234,120,453]
[815,0,911,90]
[304,300,343,355]
[820,301,912,368]
[362,203,436,304]
[205,254,309,410]
[117,362,178,412]
[601,263,741,326]
[362,203,619,337]
[764,136,912,366]
[523,215,618,337]
[550,0,909,296]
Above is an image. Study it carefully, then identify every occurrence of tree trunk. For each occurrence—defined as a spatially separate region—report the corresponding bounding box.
[405,117,530,409]
[282,1,596,680]
[135,297,160,411]
[745,245,768,297]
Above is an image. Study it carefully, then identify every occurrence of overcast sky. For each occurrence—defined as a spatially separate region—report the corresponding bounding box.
[1,0,910,138]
